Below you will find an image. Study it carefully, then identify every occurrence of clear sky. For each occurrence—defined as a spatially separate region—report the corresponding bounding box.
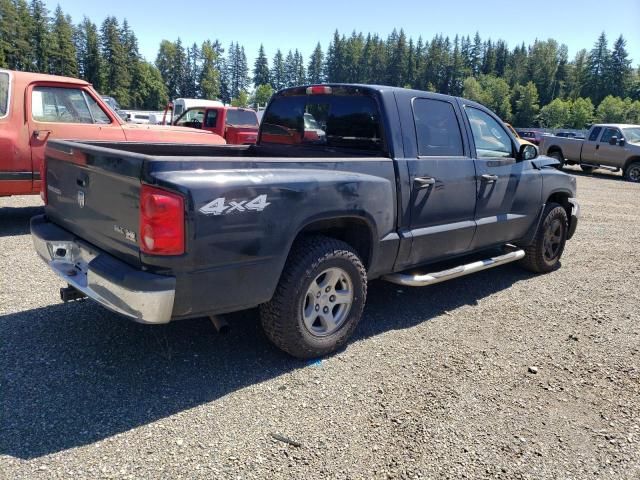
[46,0,640,66]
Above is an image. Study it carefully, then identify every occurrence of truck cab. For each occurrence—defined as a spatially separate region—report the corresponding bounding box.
[173,106,259,145]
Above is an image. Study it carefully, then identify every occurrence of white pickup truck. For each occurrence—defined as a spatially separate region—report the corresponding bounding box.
[539,124,640,182]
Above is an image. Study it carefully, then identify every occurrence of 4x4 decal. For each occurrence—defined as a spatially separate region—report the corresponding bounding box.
[199,194,271,216]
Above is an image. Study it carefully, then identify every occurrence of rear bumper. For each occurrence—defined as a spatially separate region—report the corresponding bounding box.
[30,215,175,324]
[568,197,579,240]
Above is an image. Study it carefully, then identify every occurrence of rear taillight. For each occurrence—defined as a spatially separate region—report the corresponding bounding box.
[40,157,47,204]
[139,185,185,256]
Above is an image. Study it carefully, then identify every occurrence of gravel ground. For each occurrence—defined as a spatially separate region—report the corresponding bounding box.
[1,168,639,479]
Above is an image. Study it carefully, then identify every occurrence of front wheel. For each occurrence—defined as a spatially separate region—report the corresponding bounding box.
[260,235,367,359]
[519,203,568,273]
[624,162,640,182]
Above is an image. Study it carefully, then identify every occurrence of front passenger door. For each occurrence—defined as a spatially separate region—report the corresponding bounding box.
[465,106,542,249]
[596,127,627,168]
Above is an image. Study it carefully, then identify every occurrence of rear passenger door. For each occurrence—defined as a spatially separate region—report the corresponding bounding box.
[464,106,542,249]
[581,126,602,163]
[405,97,478,265]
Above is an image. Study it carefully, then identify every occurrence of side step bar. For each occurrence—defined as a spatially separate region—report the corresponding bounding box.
[383,249,525,287]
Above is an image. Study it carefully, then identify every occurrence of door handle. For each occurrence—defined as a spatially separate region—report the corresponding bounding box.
[596,144,600,150]
[480,174,499,183]
[32,130,52,139]
[414,176,436,188]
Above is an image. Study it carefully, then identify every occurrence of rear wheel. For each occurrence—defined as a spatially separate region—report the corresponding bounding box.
[548,151,564,169]
[580,164,595,174]
[260,235,367,359]
[519,203,568,273]
[624,162,640,182]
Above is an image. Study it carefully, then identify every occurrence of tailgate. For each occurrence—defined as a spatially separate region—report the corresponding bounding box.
[44,141,144,267]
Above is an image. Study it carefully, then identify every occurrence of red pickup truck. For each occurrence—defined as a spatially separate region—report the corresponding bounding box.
[173,106,259,145]
[0,69,225,197]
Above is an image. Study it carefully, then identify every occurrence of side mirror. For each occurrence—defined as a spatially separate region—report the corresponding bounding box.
[519,143,538,161]
[618,138,626,147]
[609,136,618,145]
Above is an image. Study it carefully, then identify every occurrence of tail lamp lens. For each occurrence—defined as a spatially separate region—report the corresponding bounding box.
[139,185,185,255]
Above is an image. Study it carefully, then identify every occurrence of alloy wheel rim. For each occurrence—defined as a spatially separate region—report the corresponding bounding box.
[630,166,640,182]
[543,218,563,262]
[302,267,353,337]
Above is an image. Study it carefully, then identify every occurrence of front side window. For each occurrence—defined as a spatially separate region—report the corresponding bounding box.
[261,88,383,153]
[588,126,602,141]
[413,98,464,157]
[0,72,9,117]
[32,87,110,124]
[622,127,640,143]
[600,127,620,143]
[466,107,513,158]
[175,108,205,128]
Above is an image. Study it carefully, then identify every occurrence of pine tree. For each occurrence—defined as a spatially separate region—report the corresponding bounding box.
[253,44,270,87]
[324,30,345,82]
[469,32,483,76]
[199,40,221,100]
[100,17,130,104]
[607,35,632,98]
[226,42,248,100]
[75,17,102,89]
[283,50,296,87]
[307,43,324,84]
[585,32,610,104]
[482,40,496,75]
[270,49,285,90]
[566,49,588,100]
[386,29,408,87]
[49,7,78,77]
[29,0,50,72]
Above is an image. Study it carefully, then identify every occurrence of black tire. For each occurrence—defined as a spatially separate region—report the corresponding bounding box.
[548,150,564,169]
[260,235,367,359]
[580,164,595,174]
[519,203,568,273]
[624,162,640,183]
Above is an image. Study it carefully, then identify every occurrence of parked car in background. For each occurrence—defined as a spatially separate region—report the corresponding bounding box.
[125,111,164,124]
[174,106,259,144]
[101,95,127,121]
[159,98,225,125]
[505,123,534,148]
[32,83,579,358]
[539,123,640,181]
[0,69,226,198]
[555,131,578,138]
[516,129,545,145]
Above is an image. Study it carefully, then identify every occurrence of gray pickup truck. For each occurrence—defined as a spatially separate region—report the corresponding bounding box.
[31,84,579,358]
[540,123,640,182]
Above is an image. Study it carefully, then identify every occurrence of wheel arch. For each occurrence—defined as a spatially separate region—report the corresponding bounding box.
[623,156,640,171]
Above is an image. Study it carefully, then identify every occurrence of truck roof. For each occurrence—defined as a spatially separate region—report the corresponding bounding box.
[593,123,639,129]
[276,83,486,110]
[2,69,90,87]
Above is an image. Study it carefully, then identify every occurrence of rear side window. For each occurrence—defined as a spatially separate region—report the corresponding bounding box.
[261,89,384,153]
[32,87,110,124]
[413,98,464,157]
[0,72,9,116]
[588,127,602,141]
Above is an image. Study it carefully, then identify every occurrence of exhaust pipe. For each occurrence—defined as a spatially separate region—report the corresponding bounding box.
[209,315,230,334]
[60,285,87,302]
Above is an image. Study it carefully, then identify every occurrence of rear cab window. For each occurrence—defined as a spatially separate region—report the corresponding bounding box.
[0,71,10,117]
[412,98,464,157]
[260,86,385,155]
[226,109,258,127]
[588,127,602,142]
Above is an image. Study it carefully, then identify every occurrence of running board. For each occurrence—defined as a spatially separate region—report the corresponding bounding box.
[383,249,525,287]
[580,163,618,172]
